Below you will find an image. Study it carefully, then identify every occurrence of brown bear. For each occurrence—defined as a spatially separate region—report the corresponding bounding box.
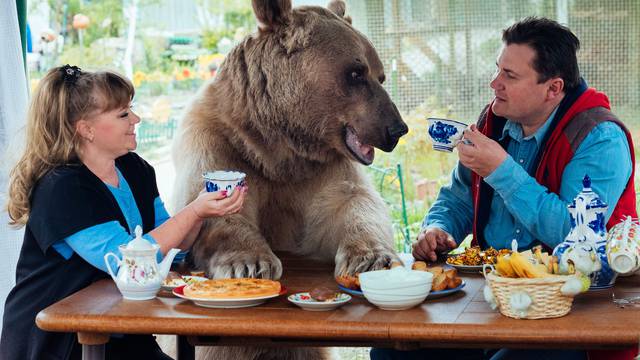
[172,1,407,357]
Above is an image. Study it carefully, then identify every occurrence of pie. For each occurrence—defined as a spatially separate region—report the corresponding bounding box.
[183,278,281,299]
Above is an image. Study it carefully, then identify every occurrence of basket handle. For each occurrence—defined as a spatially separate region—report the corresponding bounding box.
[482,264,495,280]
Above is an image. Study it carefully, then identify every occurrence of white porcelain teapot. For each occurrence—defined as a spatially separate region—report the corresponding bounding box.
[553,175,616,289]
[104,226,180,300]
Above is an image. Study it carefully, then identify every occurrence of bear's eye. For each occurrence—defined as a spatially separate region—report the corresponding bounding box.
[346,66,366,86]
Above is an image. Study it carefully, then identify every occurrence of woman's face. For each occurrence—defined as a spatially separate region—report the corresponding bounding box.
[84,102,140,158]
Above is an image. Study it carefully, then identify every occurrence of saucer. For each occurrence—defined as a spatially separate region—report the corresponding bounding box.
[288,292,351,311]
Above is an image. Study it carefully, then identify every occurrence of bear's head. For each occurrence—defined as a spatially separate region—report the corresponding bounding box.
[215,0,407,175]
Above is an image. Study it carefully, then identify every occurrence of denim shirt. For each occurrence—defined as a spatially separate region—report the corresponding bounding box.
[424,110,632,250]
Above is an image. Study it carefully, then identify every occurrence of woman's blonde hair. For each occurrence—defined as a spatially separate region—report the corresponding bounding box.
[7,65,134,226]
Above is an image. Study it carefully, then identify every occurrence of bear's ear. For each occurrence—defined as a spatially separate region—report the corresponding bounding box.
[327,0,352,24]
[252,0,292,32]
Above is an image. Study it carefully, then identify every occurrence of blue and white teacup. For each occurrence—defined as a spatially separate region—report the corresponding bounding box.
[202,170,246,197]
[427,118,468,152]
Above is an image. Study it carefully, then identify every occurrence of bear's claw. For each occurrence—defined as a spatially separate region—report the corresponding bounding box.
[207,250,283,280]
[334,245,400,276]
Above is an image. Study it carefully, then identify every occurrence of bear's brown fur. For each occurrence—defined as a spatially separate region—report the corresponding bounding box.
[172,1,407,358]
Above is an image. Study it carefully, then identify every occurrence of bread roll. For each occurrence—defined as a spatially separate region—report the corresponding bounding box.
[446,276,462,289]
[444,268,457,279]
[426,266,444,277]
[432,272,448,291]
[412,261,427,271]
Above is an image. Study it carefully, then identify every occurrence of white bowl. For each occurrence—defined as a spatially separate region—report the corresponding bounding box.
[360,292,429,311]
[360,279,433,293]
[359,268,432,310]
[359,268,433,291]
[360,287,430,298]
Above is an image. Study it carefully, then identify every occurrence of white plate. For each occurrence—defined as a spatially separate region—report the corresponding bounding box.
[161,275,208,292]
[446,264,484,273]
[288,292,351,311]
[339,281,465,300]
[173,285,284,308]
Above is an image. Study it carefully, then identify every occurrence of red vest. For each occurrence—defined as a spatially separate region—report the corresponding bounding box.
[471,88,637,248]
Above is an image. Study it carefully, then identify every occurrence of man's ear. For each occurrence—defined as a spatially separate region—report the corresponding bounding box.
[547,77,565,100]
[252,0,292,32]
[328,0,352,24]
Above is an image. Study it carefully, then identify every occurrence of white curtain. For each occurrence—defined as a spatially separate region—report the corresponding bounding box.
[0,0,29,337]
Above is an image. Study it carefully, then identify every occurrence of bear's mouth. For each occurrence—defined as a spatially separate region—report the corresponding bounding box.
[344,126,375,165]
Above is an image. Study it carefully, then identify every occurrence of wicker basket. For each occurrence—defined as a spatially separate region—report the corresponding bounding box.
[483,265,576,319]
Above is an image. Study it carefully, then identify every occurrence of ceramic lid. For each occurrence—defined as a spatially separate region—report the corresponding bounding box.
[568,175,607,209]
[125,225,154,250]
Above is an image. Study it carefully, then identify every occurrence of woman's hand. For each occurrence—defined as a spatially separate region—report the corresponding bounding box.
[189,186,248,219]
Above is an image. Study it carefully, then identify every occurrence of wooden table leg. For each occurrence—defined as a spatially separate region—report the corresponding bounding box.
[177,335,195,360]
[77,333,109,360]
[81,344,105,360]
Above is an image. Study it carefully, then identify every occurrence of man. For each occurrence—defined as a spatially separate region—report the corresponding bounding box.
[414,17,635,262]
[373,17,637,360]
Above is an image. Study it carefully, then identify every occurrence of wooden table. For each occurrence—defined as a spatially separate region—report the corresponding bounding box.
[36,254,640,360]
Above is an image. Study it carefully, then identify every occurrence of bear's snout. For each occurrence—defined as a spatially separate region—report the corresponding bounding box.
[379,122,408,152]
[378,112,408,152]
[387,122,409,140]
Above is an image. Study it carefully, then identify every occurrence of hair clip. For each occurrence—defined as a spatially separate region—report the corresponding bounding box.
[60,64,81,84]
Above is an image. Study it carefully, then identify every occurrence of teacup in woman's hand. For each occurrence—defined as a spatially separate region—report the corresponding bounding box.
[202,170,246,197]
[426,118,468,152]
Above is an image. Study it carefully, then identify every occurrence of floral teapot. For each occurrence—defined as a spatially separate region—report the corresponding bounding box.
[104,226,180,300]
[553,175,616,289]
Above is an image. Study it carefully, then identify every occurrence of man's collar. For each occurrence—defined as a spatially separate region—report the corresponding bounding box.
[500,107,559,146]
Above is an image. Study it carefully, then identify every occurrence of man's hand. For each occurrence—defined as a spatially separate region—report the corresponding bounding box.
[412,227,457,262]
[457,124,508,178]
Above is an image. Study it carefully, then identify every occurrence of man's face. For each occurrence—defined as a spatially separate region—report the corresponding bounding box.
[490,43,554,125]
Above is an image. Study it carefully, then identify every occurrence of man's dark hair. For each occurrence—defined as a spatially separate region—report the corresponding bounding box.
[502,17,581,91]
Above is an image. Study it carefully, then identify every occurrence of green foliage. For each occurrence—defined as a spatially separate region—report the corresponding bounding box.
[368,98,464,249]
[46,0,124,46]
[200,0,255,52]
[223,8,255,30]
[140,37,171,73]
[57,44,119,70]
[80,0,125,44]
[201,29,234,53]
[373,96,460,186]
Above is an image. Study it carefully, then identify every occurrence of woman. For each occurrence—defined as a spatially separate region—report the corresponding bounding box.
[1,65,247,360]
